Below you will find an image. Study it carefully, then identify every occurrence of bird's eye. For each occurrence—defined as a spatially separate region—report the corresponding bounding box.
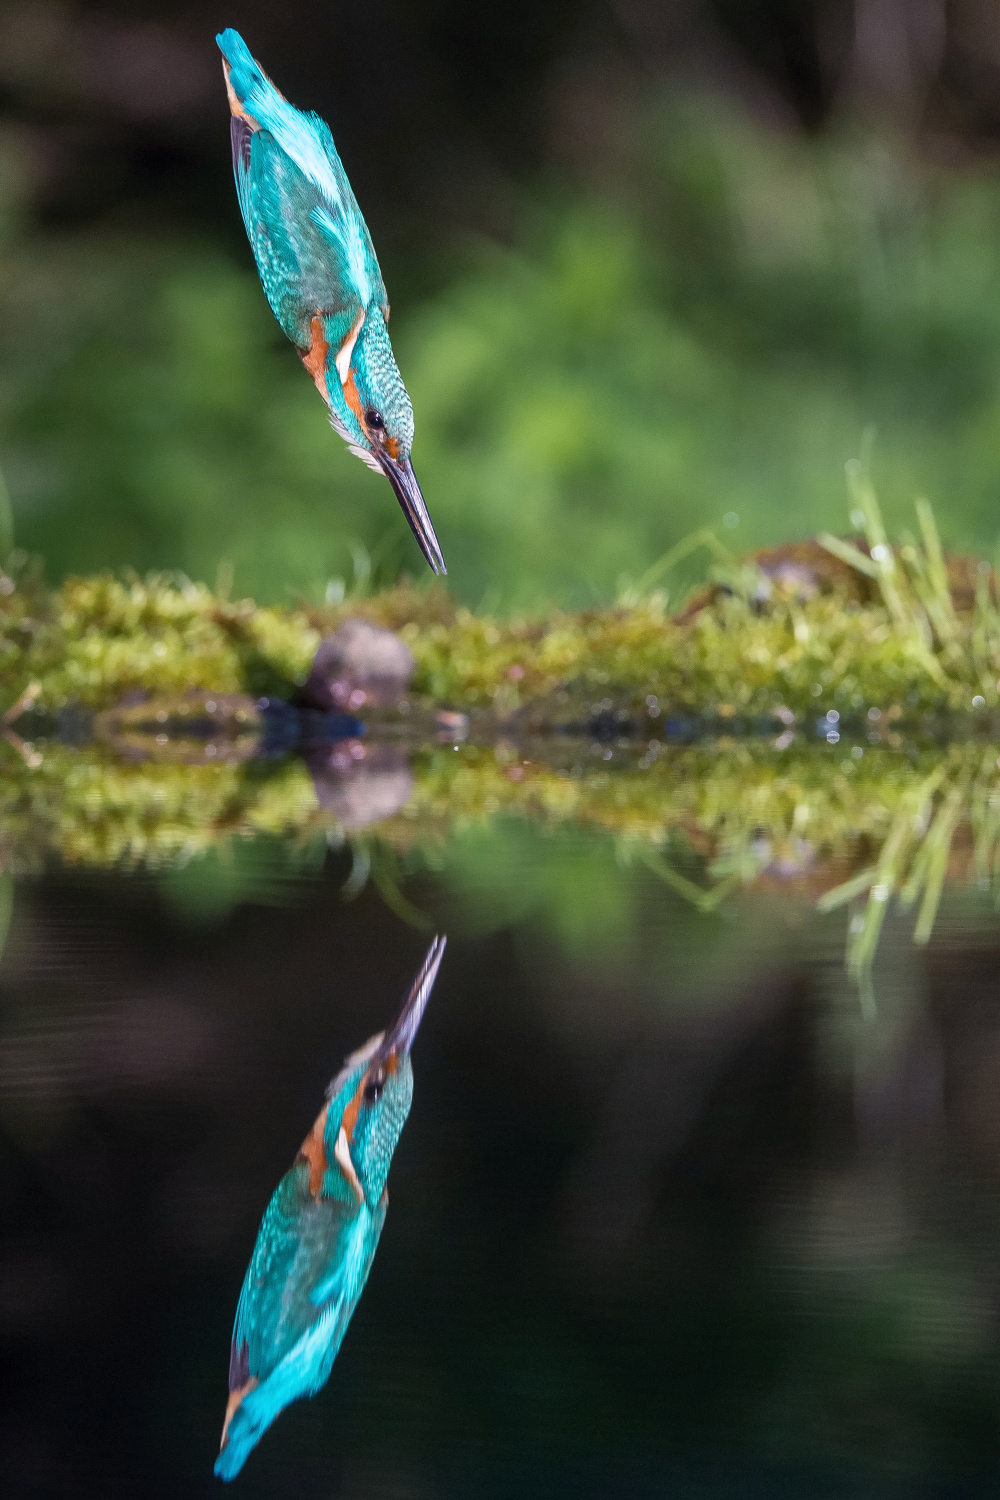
[365,409,385,432]
[364,1068,384,1104]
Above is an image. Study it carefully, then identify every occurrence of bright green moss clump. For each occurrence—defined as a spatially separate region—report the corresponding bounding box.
[0,569,320,712]
[1,489,998,723]
[395,588,964,720]
[2,575,984,722]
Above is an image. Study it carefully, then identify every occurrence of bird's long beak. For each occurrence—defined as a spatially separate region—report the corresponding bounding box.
[378,454,447,576]
[380,935,446,1059]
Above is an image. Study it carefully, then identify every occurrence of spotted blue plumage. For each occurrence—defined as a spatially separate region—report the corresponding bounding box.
[216,29,445,574]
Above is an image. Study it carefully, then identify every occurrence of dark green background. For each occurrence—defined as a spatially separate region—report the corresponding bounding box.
[4,1,1000,606]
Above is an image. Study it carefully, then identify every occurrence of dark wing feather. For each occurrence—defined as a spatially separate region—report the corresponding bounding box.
[229,117,254,240]
[228,1329,251,1392]
[230,115,253,177]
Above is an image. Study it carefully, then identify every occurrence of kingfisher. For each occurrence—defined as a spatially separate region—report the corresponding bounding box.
[216,29,446,575]
[215,935,446,1480]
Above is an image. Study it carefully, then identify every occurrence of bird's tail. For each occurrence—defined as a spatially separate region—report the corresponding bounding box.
[213,1392,273,1483]
[216,29,285,120]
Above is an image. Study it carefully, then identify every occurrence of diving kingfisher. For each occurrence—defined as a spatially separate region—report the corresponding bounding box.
[215,935,446,1480]
[216,29,446,575]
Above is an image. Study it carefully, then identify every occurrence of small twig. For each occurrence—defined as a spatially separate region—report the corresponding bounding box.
[1,728,41,768]
[2,682,40,727]
[0,683,42,767]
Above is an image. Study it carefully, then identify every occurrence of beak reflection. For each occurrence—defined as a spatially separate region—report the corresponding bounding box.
[379,934,447,1061]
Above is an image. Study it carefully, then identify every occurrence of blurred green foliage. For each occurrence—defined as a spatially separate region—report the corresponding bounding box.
[5,94,1000,608]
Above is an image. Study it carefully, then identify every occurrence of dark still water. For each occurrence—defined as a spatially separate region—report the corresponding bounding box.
[3,822,1000,1498]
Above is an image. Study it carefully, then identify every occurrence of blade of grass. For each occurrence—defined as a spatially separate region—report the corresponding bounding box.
[620,527,734,605]
[915,497,960,644]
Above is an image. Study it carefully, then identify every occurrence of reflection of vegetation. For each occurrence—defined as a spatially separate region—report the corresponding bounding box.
[0,748,319,872]
[396,736,1000,929]
[2,728,999,974]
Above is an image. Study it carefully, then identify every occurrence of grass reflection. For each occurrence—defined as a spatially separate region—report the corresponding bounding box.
[1,731,1000,986]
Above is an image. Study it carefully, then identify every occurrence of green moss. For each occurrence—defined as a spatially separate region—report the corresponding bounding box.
[0,486,997,724]
[0,575,969,723]
[0,570,319,711]
[0,494,998,976]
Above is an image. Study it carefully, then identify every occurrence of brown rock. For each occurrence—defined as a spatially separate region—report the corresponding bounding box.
[300,619,414,714]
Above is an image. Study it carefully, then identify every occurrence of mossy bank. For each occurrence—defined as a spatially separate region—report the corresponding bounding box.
[4,487,1000,727]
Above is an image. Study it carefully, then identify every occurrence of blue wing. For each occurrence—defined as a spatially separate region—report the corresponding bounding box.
[215,1161,386,1481]
[217,28,387,352]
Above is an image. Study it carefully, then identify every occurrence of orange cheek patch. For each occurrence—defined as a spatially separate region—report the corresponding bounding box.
[300,315,330,404]
[342,370,364,425]
[383,437,400,462]
[297,1102,330,1197]
[341,1077,364,1143]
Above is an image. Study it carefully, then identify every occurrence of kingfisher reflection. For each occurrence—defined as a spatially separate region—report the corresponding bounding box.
[215,935,446,1481]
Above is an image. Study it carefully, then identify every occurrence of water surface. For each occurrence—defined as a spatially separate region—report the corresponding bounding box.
[3,753,1000,1498]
